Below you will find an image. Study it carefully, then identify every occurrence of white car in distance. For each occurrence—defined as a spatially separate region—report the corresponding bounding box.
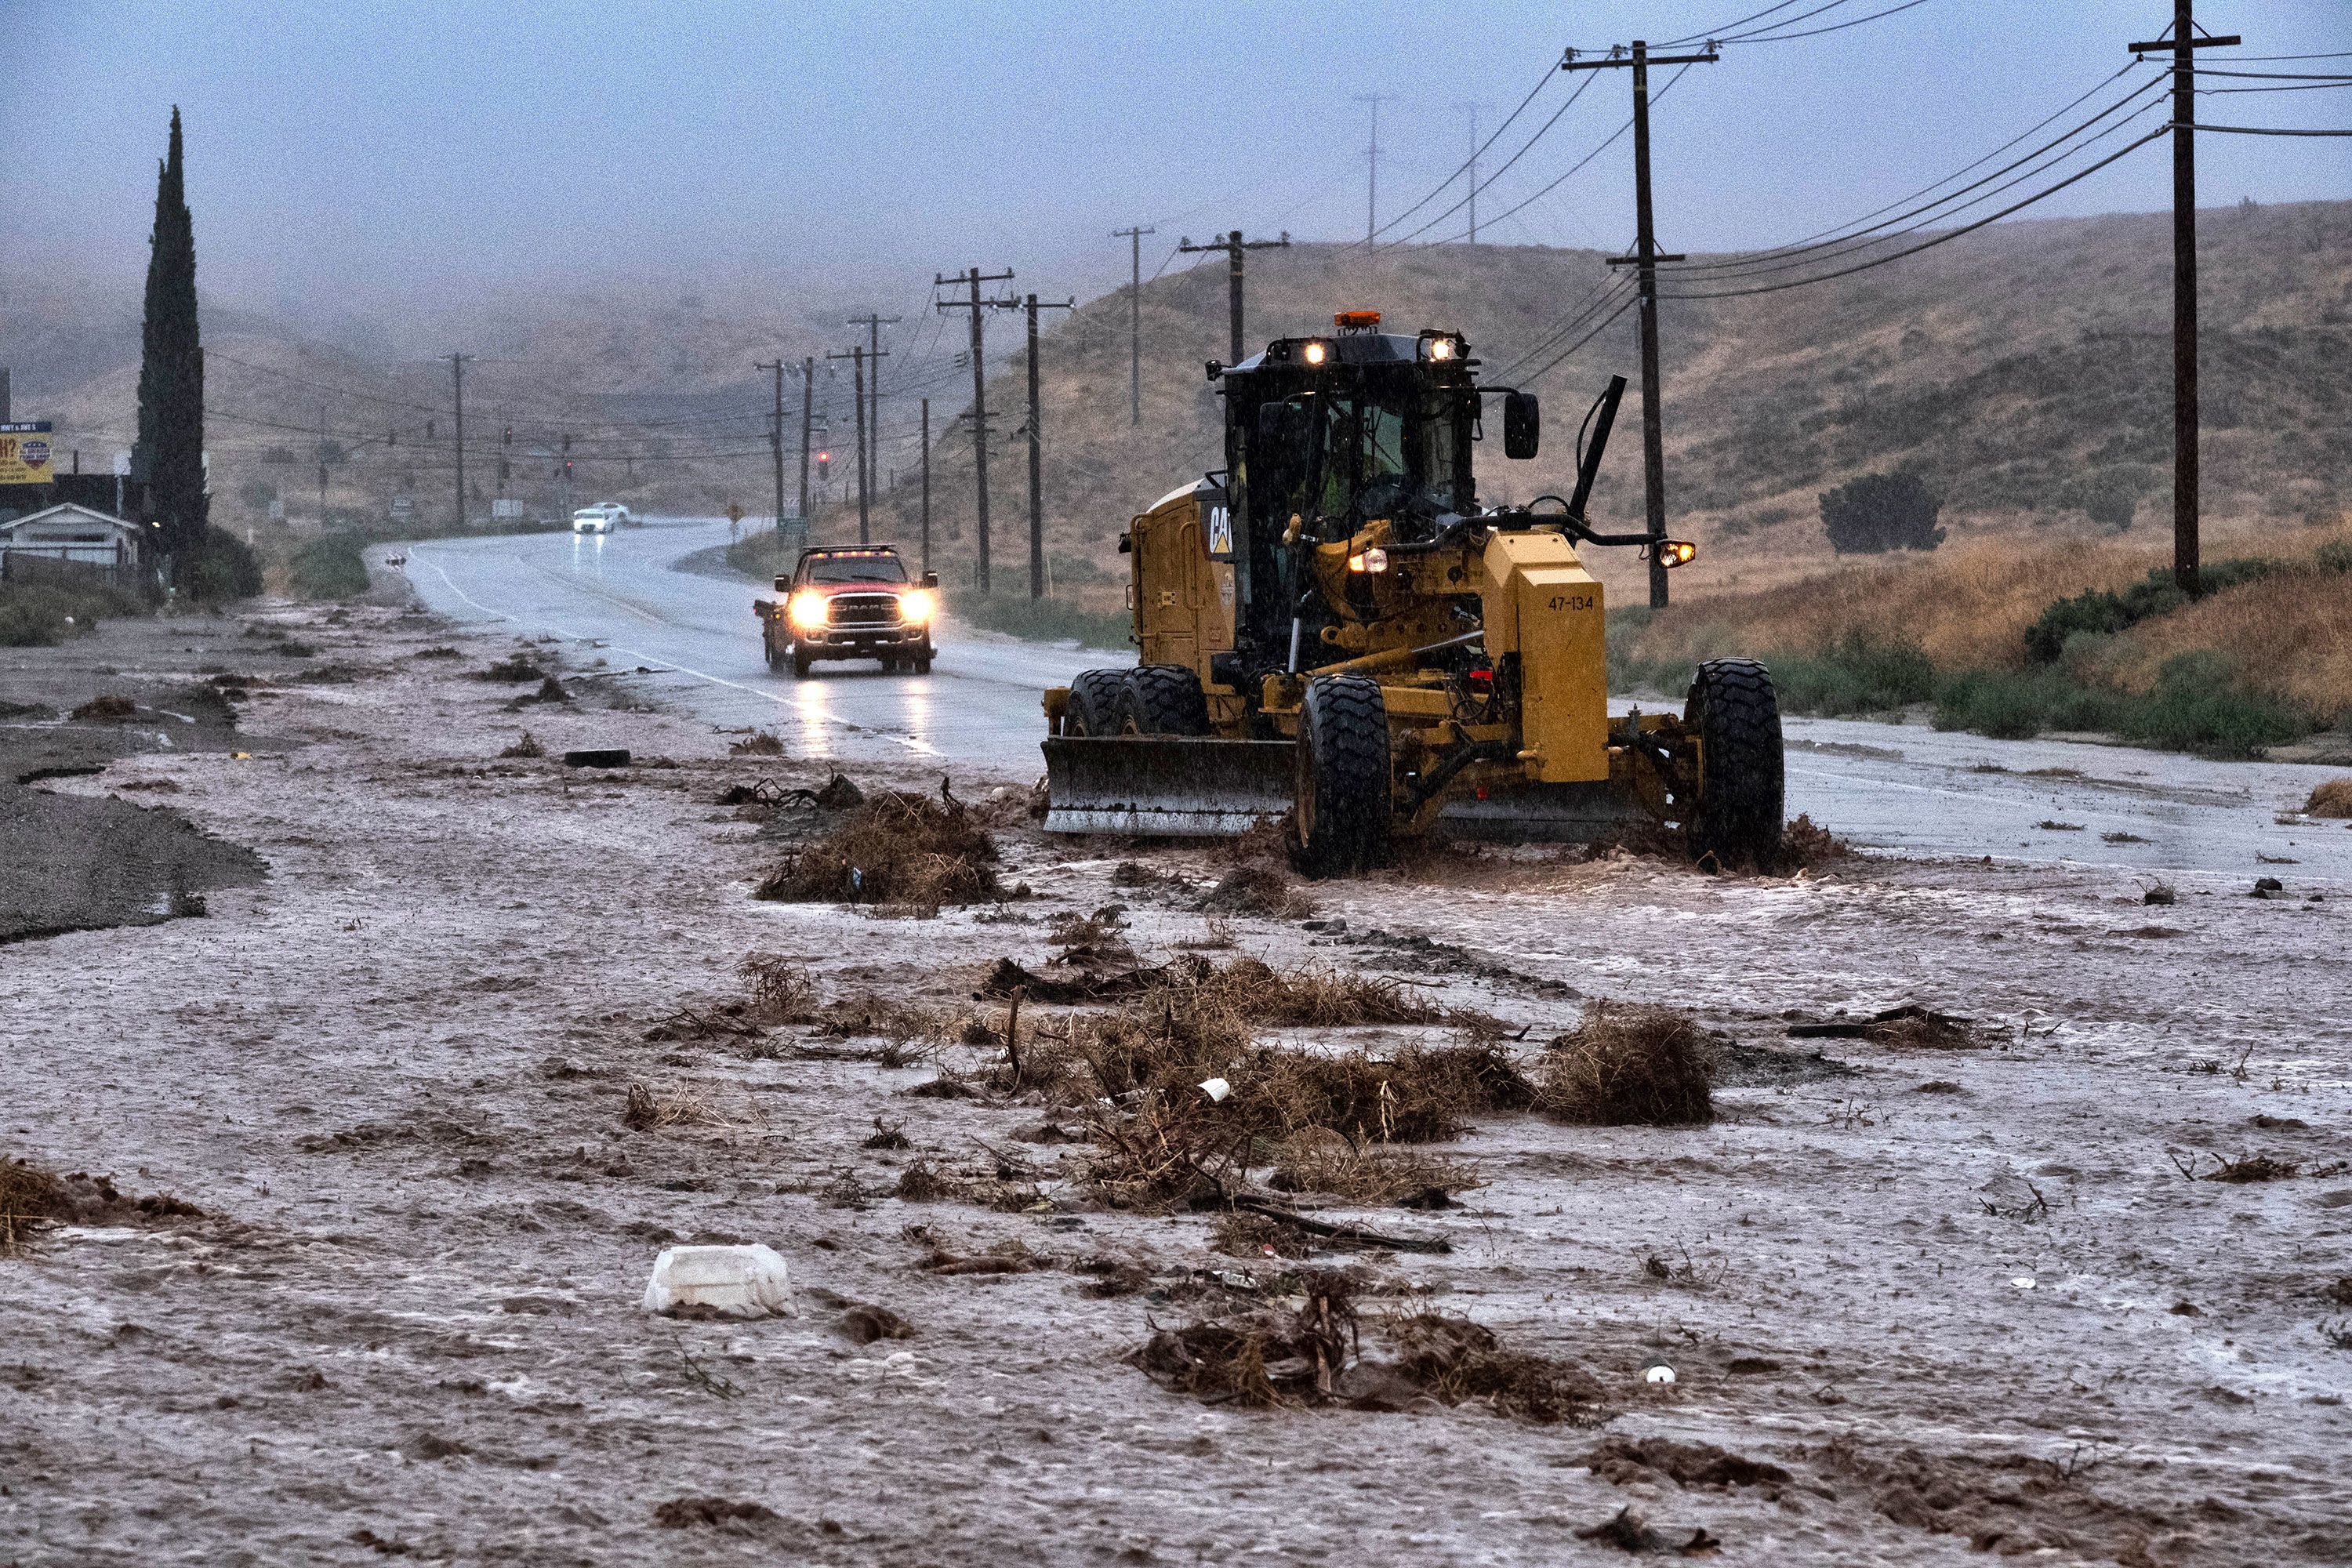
[571,503,631,534]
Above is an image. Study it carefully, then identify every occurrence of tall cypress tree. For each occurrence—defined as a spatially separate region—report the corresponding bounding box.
[135,106,207,568]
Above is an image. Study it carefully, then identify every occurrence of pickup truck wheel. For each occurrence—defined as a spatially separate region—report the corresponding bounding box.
[791,645,813,679]
[914,655,934,675]
[1290,675,1389,877]
[1120,665,1210,735]
[1064,669,1128,736]
[1685,657,1784,867]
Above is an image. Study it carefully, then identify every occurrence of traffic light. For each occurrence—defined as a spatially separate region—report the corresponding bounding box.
[816,449,831,482]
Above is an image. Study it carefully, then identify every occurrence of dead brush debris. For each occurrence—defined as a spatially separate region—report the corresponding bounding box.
[475,655,545,684]
[1197,856,1315,919]
[498,731,545,759]
[1573,1508,1721,1557]
[1268,1138,1482,1207]
[1786,1002,1976,1049]
[754,789,1002,909]
[2205,1153,2299,1183]
[738,952,815,1024]
[729,730,786,757]
[69,694,138,720]
[1212,1210,1317,1260]
[621,1083,716,1133]
[652,1497,779,1531]
[2301,778,2352,818]
[1131,1274,1607,1425]
[2,1156,202,1252]
[1541,1003,1715,1127]
[836,1303,916,1344]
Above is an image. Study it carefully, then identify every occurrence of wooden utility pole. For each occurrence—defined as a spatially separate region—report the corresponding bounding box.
[920,397,931,575]
[1022,292,1074,601]
[935,267,1017,594]
[1569,40,1717,608]
[826,346,884,545]
[797,356,814,528]
[847,311,900,513]
[1177,230,1292,365]
[2131,2,2240,593]
[756,358,786,532]
[1352,93,1391,242]
[317,404,328,527]
[446,353,472,529]
[1112,224,1156,425]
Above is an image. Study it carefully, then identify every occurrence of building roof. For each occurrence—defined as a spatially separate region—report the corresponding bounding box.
[0,501,143,536]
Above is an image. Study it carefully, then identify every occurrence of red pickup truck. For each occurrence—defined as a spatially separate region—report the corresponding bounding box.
[754,545,938,678]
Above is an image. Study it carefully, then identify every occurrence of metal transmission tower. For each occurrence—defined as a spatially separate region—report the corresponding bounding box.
[935,267,1018,594]
[1352,93,1392,242]
[445,353,472,528]
[846,311,900,514]
[1112,224,1156,425]
[1450,101,1493,243]
[2129,1,2240,594]
[1021,292,1075,601]
[755,358,787,532]
[1565,39,1718,610]
[1176,230,1292,365]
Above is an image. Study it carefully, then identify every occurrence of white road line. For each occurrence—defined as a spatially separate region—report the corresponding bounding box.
[408,546,939,756]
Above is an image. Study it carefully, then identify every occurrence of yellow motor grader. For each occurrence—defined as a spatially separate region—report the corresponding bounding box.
[1040,310,1783,874]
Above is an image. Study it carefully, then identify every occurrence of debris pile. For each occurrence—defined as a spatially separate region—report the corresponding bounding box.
[2301,778,2352,818]
[1787,1003,1974,1049]
[755,789,1002,909]
[1542,1002,1716,1126]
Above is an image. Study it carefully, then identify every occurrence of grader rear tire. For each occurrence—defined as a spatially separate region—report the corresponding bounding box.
[1065,669,1129,736]
[1686,657,1784,867]
[1120,665,1210,735]
[1290,675,1389,878]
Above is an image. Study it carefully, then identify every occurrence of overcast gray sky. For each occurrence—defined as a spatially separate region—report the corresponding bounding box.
[4,0,2347,317]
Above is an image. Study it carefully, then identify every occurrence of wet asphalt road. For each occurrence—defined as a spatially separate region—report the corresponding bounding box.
[390,519,2350,889]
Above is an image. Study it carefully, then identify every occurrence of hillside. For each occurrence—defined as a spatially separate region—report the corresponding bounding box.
[876,200,2350,612]
[6,201,2345,615]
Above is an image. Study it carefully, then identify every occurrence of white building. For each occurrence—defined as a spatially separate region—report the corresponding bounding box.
[0,502,145,571]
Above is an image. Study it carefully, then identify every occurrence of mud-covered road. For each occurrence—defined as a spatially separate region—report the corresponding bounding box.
[2,599,2347,1566]
[391,519,2351,887]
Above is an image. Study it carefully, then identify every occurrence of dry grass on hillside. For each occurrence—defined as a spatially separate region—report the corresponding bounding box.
[2091,563,2352,716]
[1624,519,2352,687]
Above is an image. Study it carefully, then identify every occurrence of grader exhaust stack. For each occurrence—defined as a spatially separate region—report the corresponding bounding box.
[1037,317,1783,873]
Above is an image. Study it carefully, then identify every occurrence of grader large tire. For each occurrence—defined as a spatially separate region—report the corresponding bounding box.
[1686,657,1785,866]
[1289,675,1390,877]
[1120,665,1211,735]
[1064,668,1130,736]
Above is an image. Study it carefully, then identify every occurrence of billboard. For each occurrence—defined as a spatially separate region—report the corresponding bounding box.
[0,422,54,487]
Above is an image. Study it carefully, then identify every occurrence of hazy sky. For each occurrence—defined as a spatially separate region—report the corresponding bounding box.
[4,0,2347,318]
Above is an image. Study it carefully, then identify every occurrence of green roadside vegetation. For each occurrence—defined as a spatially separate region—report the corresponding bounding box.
[1613,528,2352,759]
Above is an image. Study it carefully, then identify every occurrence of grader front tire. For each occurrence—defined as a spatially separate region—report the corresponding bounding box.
[1289,675,1389,878]
[1686,657,1785,866]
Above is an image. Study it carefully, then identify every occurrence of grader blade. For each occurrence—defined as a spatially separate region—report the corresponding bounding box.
[1041,737,1295,836]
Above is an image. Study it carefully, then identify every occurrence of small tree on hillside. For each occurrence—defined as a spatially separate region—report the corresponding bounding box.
[1820,471,1944,554]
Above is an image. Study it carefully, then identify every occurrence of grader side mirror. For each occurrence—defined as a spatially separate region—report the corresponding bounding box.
[1504,391,1541,460]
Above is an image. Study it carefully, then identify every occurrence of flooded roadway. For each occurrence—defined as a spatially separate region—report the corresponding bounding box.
[390,518,2350,891]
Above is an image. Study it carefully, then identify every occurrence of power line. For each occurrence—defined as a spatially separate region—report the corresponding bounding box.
[2182,120,2352,133]
[1370,59,1559,241]
[1726,0,1934,45]
[1379,71,1600,249]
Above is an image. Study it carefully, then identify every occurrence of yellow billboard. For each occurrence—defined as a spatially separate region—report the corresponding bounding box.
[0,422,54,487]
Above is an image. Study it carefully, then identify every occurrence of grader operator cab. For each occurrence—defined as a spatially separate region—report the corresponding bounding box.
[1040,310,1784,874]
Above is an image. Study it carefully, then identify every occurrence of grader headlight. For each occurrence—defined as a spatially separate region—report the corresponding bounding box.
[1346,547,1388,574]
[1302,340,1328,365]
[1657,539,1697,568]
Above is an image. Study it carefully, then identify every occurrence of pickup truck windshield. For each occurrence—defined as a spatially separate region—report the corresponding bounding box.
[804,555,906,584]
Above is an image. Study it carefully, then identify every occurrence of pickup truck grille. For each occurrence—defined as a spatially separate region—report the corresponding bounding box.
[828,593,902,628]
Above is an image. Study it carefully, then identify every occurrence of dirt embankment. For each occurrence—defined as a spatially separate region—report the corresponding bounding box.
[1,601,2347,1566]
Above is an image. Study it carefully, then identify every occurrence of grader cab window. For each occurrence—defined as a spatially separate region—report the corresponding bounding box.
[1261,381,1472,541]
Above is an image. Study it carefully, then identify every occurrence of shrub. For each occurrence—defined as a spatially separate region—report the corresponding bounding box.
[289,533,372,600]
[2116,652,2307,758]
[1820,471,1944,554]
[2024,558,2279,663]
[0,580,149,647]
[1768,633,1935,715]
[953,593,1132,652]
[181,527,263,602]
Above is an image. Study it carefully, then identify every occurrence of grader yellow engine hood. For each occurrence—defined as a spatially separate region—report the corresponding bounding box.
[1479,531,1609,784]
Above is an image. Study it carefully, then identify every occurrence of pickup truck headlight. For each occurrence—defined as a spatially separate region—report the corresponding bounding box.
[898,589,935,623]
[786,590,829,632]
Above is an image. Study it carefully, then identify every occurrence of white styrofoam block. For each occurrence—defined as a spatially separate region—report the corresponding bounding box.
[643,1243,797,1319]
